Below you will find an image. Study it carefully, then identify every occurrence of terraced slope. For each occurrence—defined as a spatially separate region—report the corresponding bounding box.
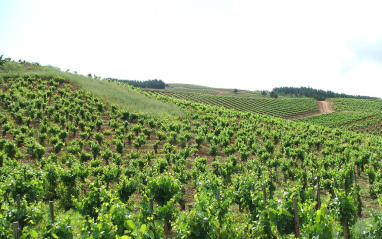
[298,98,382,135]
[167,83,261,96]
[332,98,382,112]
[149,90,319,118]
[2,61,382,237]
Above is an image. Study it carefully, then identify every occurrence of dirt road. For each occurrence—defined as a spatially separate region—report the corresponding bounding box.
[317,100,334,114]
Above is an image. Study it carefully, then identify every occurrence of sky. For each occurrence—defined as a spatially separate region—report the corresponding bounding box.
[1,0,382,98]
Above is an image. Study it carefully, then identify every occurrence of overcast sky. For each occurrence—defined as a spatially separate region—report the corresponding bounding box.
[1,0,382,97]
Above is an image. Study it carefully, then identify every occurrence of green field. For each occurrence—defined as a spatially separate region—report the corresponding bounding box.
[332,98,382,112]
[1,60,382,238]
[297,99,382,135]
[149,89,319,118]
[166,83,263,97]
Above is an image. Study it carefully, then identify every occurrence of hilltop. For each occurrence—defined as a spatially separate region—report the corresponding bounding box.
[273,86,379,101]
[0,58,184,119]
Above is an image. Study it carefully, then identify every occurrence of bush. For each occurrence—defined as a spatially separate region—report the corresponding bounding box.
[117,175,138,203]
[147,174,180,206]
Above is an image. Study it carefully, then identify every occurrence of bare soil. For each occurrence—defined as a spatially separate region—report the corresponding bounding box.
[317,99,335,114]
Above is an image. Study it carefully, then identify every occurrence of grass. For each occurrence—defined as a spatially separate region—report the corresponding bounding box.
[351,217,373,238]
[0,61,185,119]
[168,83,225,90]
[168,83,255,93]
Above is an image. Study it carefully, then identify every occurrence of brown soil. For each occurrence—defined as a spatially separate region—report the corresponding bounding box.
[317,99,335,114]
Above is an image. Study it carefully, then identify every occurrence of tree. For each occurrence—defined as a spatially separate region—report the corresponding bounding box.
[0,55,5,67]
[107,78,167,89]
[270,91,278,98]
[0,55,11,67]
[261,90,268,97]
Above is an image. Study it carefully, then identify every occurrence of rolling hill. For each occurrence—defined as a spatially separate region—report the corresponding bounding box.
[1,59,382,238]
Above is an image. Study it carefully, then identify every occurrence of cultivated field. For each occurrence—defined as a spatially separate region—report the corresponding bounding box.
[1,61,382,238]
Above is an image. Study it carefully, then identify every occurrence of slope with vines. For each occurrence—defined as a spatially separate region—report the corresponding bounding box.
[1,65,382,237]
[297,99,382,135]
[149,90,319,118]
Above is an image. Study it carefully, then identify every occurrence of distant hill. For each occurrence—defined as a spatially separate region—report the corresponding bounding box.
[297,98,382,135]
[273,86,379,101]
[146,84,319,119]
[106,78,166,89]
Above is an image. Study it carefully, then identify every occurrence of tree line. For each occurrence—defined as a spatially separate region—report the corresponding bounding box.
[106,78,167,89]
[272,86,379,101]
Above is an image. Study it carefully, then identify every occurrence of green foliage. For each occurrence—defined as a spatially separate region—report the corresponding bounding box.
[59,167,78,209]
[109,78,166,89]
[269,190,295,236]
[90,141,101,159]
[175,191,222,239]
[194,157,207,173]
[208,143,219,156]
[79,151,92,163]
[155,157,169,173]
[0,198,43,238]
[195,133,205,148]
[364,211,382,238]
[270,91,278,98]
[44,163,59,200]
[233,174,262,218]
[147,174,180,206]
[301,197,335,239]
[2,162,43,202]
[152,90,318,118]
[102,165,118,189]
[155,130,166,141]
[117,175,138,203]
[333,190,357,229]
[77,185,110,220]
[41,216,73,238]
[94,132,104,144]
[54,141,65,153]
[101,148,113,165]
[3,140,17,159]
[332,98,382,112]
[273,86,377,100]
[115,139,124,154]
[2,72,382,237]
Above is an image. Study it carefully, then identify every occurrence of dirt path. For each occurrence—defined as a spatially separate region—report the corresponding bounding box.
[287,99,335,120]
[317,99,335,113]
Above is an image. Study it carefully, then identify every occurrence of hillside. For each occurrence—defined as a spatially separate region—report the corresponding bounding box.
[1,60,382,237]
[152,83,382,134]
[146,87,320,119]
[298,99,382,135]
[0,60,184,119]
[167,83,262,96]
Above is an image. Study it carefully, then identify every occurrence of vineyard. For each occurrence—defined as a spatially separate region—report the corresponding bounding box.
[148,90,319,118]
[332,98,382,112]
[296,112,378,127]
[297,100,382,135]
[166,84,263,97]
[0,70,382,238]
